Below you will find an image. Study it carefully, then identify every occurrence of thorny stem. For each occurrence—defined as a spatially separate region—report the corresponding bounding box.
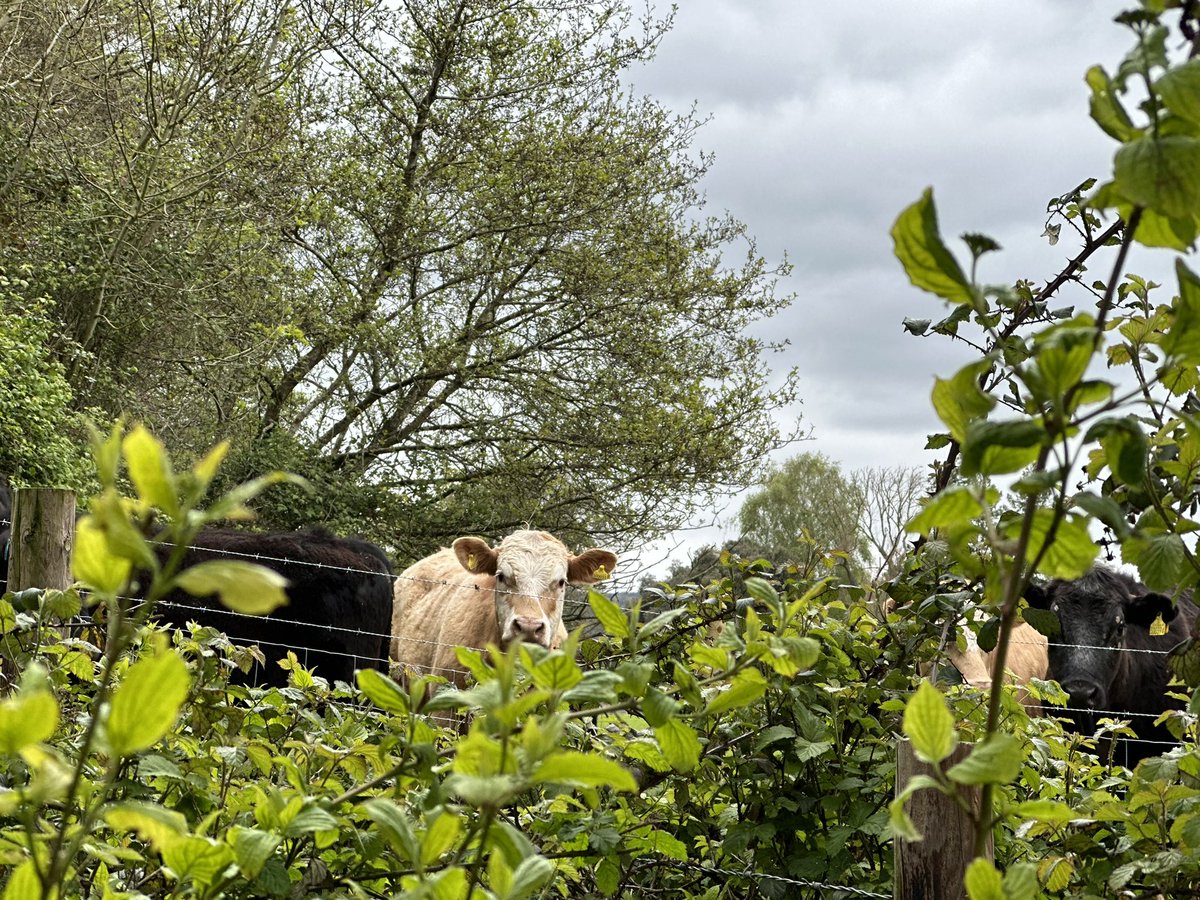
[973,207,1143,859]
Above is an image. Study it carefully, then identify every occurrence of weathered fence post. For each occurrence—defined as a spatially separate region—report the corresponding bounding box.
[894,738,993,900]
[9,488,76,593]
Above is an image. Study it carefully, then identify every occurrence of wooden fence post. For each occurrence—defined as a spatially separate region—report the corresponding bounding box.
[894,738,993,900]
[9,488,75,592]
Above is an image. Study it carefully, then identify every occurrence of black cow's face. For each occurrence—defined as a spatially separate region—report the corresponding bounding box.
[1026,569,1175,731]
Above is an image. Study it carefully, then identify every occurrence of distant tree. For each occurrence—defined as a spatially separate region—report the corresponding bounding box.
[851,465,929,581]
[737,452,869,579]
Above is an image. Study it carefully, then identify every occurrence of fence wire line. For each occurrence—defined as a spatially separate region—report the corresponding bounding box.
[5,522,1200,722]
[2,523,1194,652]
[653,858,890,899]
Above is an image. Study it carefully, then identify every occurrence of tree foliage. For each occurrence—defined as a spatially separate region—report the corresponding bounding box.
[0,271,86,487]
[737,452,870,578]
[0,0,798,554]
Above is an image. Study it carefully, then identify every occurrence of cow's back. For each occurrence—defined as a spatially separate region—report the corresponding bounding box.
[152,528,394,686]
[946,621,1049,715]
[391,549,500,686]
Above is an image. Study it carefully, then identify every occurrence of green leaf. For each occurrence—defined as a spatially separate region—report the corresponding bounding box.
[960,418,1044,477]
[654,718,702,772]
[947,734,1023,785]
[191,441,230,492]
[891,188,975,305]
[705,667,767,715]
[356,669,409,714]
[1087,65,1138,141]
[362,799,420,863]
[283,803,339,837]
[531,752,637,791]
[2,860,41,900]
[0,685,58,754]
[1018,510,1098,581]
[173,560,289,615]
[889,773,944,842]
[509,856,554,900]
[588,590,629,639]
[1033,323,1096,402]
[72,516,133,595]
[1124,533,1188,592]
[976,617,999,653]
[629,826,689,861]
[616,660,653,698]
[122,425,179,518]
[1002,862,1039,900]
[755,725,797,750]
[1158,58,1200,128]
[107,651,190,757]
[903,681,957,764]
[1039,856,1075,892]
[1114,135,1200,220]
[161,836,235,887]
[421,811,463,866]
[1085,416,1148,486]
[1161,259,1200,363]
[932,360,995,443]
[742,577,781,613]
[1072,491,1132,539]
[638,606,688,639]
[642,687,679,727]
[907,486,983,535]
[596,858,620,896]
[964,858,1005,900]
[1011,799,1076,825]
[529,652,582,692]
[430,868,468,900]
[227,826,280,880]
[105,801,189,850]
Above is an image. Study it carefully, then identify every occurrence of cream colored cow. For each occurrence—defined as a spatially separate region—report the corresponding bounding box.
[946,620,1049,715]
[391,529,618,687]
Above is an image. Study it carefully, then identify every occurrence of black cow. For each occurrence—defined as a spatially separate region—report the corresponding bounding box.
[1026,566,1198,766]
[147,528,394,688]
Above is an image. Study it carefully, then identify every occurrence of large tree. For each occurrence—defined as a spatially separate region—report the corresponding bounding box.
[2,0,799,557]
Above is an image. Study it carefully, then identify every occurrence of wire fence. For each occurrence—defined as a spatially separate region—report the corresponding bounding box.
[2,518,1197,745]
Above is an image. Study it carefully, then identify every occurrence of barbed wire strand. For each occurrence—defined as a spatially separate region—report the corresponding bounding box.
[652,858,890,899]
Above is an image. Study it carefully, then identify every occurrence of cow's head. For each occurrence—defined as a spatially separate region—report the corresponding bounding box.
[1026,567,1175,730]
[453,530,617,650]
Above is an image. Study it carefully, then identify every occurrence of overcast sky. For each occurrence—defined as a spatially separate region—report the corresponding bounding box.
[618,1,1162,580]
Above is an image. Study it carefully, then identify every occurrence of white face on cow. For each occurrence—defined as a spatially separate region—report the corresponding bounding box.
[452,530,618,650]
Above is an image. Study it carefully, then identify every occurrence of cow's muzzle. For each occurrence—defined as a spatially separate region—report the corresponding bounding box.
[508,616,549,647]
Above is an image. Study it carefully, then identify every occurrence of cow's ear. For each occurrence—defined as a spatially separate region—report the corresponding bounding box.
[453,537,498,575]
[1024,582,1051,609]
[1128,591,1177,628]
[568,549,618,584]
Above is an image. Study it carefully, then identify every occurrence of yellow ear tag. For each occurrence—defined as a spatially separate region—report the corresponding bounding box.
[467,554,477,571]
[592,565,608,580]
[1150,613,1168,637]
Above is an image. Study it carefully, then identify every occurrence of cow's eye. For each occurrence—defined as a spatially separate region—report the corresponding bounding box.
[557,578,566,590]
